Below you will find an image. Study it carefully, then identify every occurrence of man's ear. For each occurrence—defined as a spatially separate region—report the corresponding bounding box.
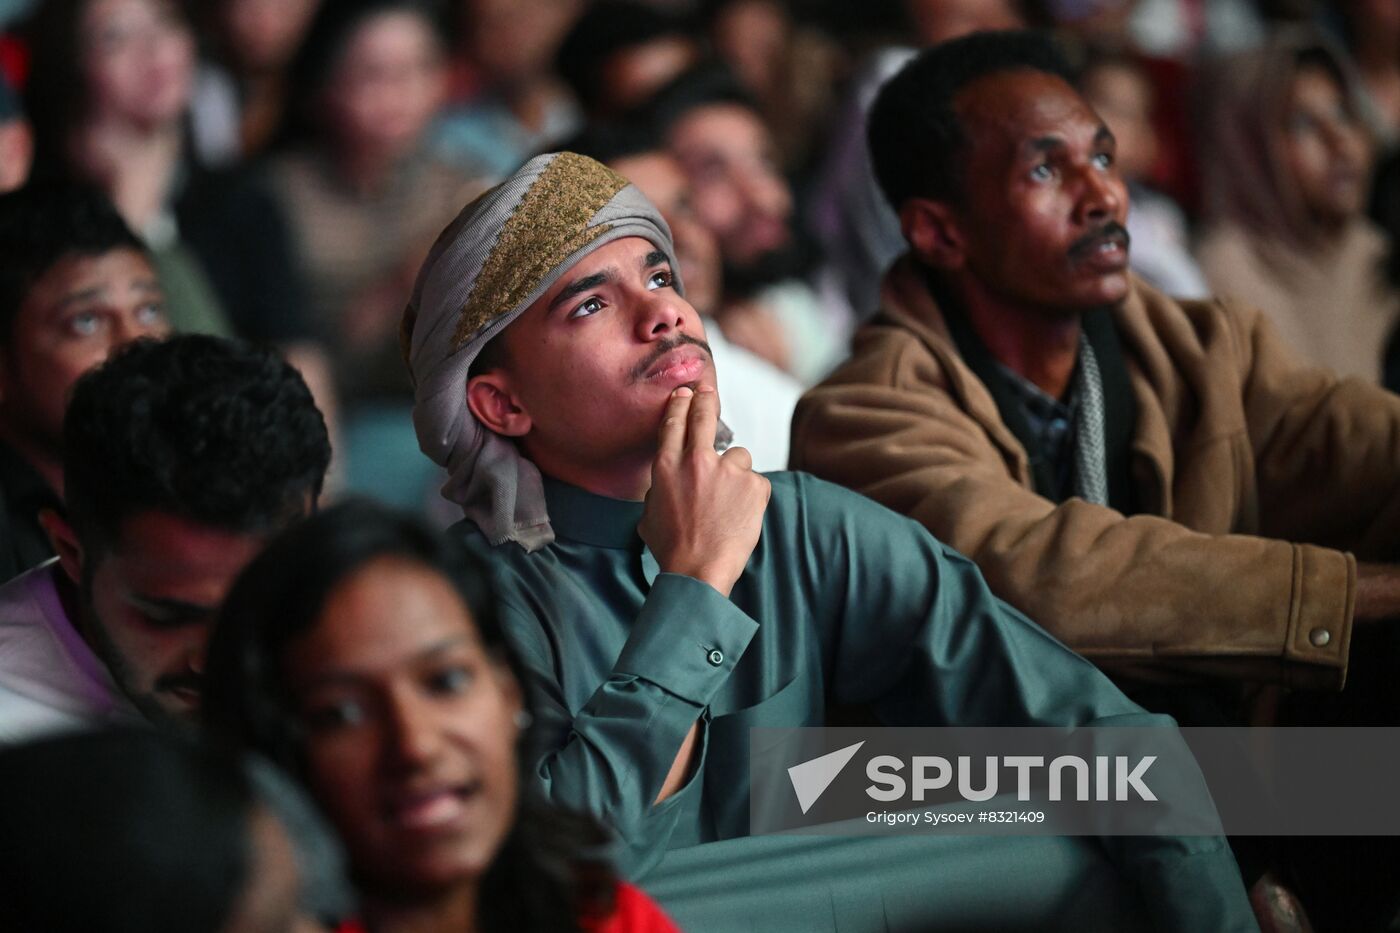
[466,373,532,438]
[38,509,84,585]
[900,197,967,271]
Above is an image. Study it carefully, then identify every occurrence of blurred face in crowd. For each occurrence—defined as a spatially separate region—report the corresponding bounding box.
[322,10,446,160]
[1279,63,1372,232]
[222,0,321,74]
[1080,61,1157,184]
[284,557,522,895]
[610,151,722,316]
[462,0,580,86]
[599,37,698,117]
[53,511,268,725]
[905,0,1022,45]
[668,103,792,271]
[0,248,168,458]
[711,0,788,102]
[1043,0,1133,45]
[80,0,195,129]
[0,118,33,193]
[935,70,1131,314]
[468,237,715,491]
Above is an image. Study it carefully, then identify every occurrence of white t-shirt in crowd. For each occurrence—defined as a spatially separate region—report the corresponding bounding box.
[706,322,803,473]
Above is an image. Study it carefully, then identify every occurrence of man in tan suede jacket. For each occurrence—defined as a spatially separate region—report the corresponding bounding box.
[791,30,1400,696]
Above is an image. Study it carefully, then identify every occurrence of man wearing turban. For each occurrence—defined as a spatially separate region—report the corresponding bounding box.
[401,151,1254,931]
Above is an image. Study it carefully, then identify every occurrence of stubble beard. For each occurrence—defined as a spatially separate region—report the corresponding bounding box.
[77,572,195,732]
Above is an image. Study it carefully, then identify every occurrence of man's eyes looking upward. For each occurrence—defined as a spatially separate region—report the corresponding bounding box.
[566,268,675,320]
[66,312,102,337]
[136,302,166,326]
[567,296,605,319]
[1028,151,1114,182]
[64,302,166,337]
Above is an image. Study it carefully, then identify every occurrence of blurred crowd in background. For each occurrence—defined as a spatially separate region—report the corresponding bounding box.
[1,0,1397,517]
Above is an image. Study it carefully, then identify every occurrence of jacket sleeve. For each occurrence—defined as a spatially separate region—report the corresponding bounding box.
[500,573,759,876]
[790,323,1354,690]
[804,476,1255,933]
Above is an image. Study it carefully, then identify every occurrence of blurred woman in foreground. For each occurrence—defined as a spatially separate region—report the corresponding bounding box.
[203,500,680,933]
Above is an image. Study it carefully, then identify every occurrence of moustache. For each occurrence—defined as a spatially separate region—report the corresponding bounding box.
[1068,222,1131,260]
[629,334,713,383]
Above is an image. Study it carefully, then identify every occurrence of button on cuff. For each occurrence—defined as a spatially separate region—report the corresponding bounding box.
[706,649,725,666]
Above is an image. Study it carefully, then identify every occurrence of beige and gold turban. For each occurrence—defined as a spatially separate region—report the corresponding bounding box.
[403,151,713,551]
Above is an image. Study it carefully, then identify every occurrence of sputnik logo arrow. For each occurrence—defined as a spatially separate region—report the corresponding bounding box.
[787,741,865,814]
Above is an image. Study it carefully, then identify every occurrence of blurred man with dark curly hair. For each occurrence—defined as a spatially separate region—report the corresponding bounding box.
[0,334,331,743]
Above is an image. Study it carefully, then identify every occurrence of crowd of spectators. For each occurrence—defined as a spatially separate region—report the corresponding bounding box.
[4,0,1400,930]
[3,0,1397,492]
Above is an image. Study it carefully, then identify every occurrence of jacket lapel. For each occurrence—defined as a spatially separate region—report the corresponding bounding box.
[877,257,1035,486]
[878,255,1173,516]
[1112,285,1177,518]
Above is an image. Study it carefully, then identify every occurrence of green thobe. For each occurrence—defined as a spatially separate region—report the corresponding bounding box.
[461,472,1254,932]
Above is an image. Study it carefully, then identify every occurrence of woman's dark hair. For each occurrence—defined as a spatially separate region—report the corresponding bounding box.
[644,59,762,137]
[277,0,444,149]
[0,728,256,932]
[1375,149,1400,294]
[555,1,696,116]
[203,499,616,933]
[21,0,95,171]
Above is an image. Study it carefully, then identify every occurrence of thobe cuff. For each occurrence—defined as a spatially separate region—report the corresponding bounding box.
[614,573,759,707]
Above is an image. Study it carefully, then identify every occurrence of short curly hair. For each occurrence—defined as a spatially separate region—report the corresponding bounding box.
[63,335,331,552]
[867,29,1074,212]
